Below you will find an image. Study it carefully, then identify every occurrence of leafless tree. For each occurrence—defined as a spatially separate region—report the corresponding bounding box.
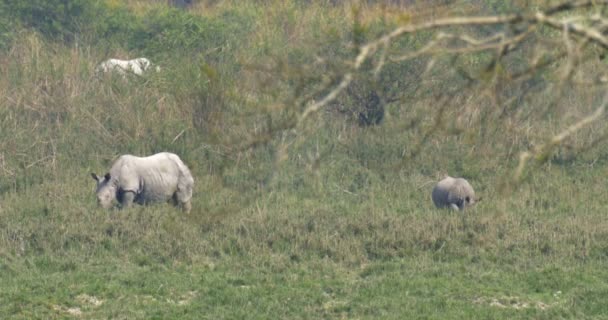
[287,1,608,181]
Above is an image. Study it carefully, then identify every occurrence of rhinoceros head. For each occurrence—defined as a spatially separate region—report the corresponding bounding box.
[91,172,117,209]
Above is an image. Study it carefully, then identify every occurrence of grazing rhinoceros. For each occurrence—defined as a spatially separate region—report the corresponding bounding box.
[95,57,161,77]
[431,176,479,211]
[91,152,194,212]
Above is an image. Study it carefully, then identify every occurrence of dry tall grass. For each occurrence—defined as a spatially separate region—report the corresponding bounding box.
[3,1,608,318]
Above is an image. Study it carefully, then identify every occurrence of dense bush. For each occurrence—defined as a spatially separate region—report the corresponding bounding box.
[0,1,11,49]
[1,0,254,62]
[3,0,95,43]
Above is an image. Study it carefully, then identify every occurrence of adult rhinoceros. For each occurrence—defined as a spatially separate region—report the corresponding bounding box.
[95,57,160,77]
[91,152,194,212]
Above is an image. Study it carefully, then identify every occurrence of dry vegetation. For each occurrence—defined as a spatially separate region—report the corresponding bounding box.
[2,0,608,318]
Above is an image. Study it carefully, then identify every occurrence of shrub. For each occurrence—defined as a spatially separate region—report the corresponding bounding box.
[3,0,95,43]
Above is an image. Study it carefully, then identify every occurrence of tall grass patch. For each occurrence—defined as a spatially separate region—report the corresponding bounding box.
[2,0,608,318]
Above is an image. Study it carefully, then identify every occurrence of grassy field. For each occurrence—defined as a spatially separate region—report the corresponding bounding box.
[2,0,608,318]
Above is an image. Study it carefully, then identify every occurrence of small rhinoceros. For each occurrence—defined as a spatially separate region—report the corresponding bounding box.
[91,152,194,212]
[431,176,478,211]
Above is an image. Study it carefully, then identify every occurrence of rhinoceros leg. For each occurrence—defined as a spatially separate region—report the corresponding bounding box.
[120,191,136,208]
[181,200,192,213]
[171,192,191,213]
[174,183,193,213]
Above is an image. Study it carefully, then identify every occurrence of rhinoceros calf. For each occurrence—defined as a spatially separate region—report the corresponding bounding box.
[91,152,194,212]
[431,176,478,211]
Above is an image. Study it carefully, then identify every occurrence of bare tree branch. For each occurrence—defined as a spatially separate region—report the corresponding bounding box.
[514,95,607,181]
[296,0,608,127]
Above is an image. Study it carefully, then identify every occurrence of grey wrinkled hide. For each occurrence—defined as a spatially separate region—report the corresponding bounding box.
[431,176,476,211]
[92,152,194,212]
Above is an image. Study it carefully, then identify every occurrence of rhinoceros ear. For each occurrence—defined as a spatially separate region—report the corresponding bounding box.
[104,173,111,181]
[91,173,99,181]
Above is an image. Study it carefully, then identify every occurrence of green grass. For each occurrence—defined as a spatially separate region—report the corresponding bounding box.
[0,256,593,319]
[2,0,608,318]
[2,163,608,318]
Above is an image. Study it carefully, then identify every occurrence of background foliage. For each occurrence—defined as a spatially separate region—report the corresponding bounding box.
[1,0,608,318]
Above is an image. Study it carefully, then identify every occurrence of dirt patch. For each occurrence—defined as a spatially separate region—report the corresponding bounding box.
[76,294,104,307]
[52,305,82,316]
[473,295,560,310]
[167,290,198,306]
